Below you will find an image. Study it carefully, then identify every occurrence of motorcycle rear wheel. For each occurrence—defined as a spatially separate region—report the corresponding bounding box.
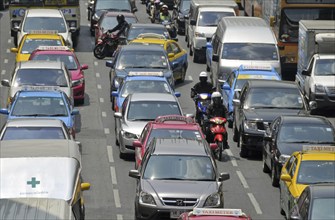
[93,44,106,59]
[216,141,223,161]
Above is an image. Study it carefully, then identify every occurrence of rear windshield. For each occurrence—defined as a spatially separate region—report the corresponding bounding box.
[14,69,68,87]
[2,127,65,140]
[222,43,278,60]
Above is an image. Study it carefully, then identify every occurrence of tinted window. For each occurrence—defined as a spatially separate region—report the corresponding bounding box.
[127,101,181,120]
[297,161,335,184]
[198,11,234,26]
[314,59,335,76]
[101,16,137,30]
[117,50,168,69]
[144,155,215,180]
[96,0,131,11]
[311,198,335,220]
[21,39,63,54]
[31,54,78,70]
[23,17,67,33]
[147,129,202,144]
[2,127,65,140]
[222,43,278,60]
[14,69,68,87]
[120,80,171,97]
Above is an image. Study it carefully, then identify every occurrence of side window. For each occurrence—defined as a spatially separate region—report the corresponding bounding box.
[298,189,308,209]
[140,125,149,144]
[289,157,297,177]
[212,35,220,55]
[72,199,81,220]
[121,97,128,116]
[307,57,314,73]
[285,156,295,173]
[166,44,173,54]
[171,42,181,54]
[300,196,310,220]
[272,118,281,137]
[239,85,248,104]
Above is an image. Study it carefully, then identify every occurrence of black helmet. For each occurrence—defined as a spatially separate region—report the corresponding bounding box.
[117,14,125,23]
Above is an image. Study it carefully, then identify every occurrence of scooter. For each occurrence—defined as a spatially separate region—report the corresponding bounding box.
[93,32,124,59]
[208,116,228,161]
[161,20,177,39]
[191,88,211,128]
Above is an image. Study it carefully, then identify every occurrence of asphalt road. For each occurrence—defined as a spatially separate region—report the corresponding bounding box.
[0,1,334,220]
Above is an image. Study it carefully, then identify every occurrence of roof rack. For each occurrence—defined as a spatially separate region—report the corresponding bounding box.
[240,64,273,71]
[21,86,61,92]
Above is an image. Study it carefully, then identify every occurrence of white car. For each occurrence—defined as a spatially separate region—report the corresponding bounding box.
[14,8,74,48]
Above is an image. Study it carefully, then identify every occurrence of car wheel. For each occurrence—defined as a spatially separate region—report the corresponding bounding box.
[238,131,248,158]
[193,49,200,63]
[189,45,193,56]
[13,35,18,47]
[179,66,186,83]
[280,191,285,215]
[77,98,85,105]
[206,64,210,72]
[114,124,119,146]
[233,122,238,142]
[185,34,188,44]
[271,163,279,187]
[0,0,5,10]
[262,155,270,173]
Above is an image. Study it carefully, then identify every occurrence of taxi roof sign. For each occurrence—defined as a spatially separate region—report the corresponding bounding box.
[22,86,61,92]
[128,71,164,77]
[302,145,335,153]
[36,46,71,51]
[136,33,167,40]
[28,30,59,35]
[191,208,244,216]
[155,115,195,124]
[241,64,273,71]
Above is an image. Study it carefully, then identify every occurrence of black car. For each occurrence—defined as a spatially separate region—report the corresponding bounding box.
[232,80,316,158]
[124,23,171,43]
[88,0,137,35]
[172,0,190,34]
[290,184,335,220]
[262,115,335,187]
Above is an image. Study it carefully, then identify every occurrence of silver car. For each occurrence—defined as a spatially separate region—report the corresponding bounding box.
[114,93,183,159]
[129,138,230,220]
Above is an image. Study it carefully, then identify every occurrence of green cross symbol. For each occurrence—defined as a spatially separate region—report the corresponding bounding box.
[27,177,40,188]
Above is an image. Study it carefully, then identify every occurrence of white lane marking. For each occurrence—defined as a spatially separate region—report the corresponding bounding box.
[188,75,193,80]
[107,145,114,163]
[94,62,98,66]
[4,59,8,64]
[96,72,100,77]
[116,215,123,220]
[6,49,10,53]
[113,189,121,208]
[226,149,237,167]
[100,97,104,103]
[97,84,102,89]
[110,166,117,185]
[247,193,263,214]
[236,170,249,189]
[1,70,6,75]
[7,39,11,44]
[104,128,110,134]
[102,111,107,117]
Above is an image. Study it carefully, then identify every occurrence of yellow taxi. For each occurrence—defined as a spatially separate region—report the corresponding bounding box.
[129,34,188,82]
[279,145,335,219]
[11,31,67,63]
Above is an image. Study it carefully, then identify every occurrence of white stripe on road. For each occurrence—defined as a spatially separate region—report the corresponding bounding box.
[97,84,102,89]
[247,193,263,214]
[94,62,98,66]
[113,189,121,208]
[110,166,117,185]
[96,72,100,77]
[236,170,249,189]
[188,75,193,80]
[6,49,10,53]
[107,145,114,163]
[4,59,8,64]
[226,149,237,167]
[104,128,110,134]
[102,111,107,117]
[116,215,123,220]
[1,70,5,75]
[7,39,11,44]
[100,98,104,103]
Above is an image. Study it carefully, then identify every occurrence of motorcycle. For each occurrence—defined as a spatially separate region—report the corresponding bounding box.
[161,20,177,39]
[191,88,211,128]
[207,117,228,161]
[150,2,161,23]
[93,32,124,59]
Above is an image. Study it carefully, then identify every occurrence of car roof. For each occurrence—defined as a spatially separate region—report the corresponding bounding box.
[17,60,64,69]
[130,23,166,28]
[247,80,297,89]
[309,184,335,199]
[152,123,200,130]
[131,38,169,45]
[102,11,137,17]
[121,44,166,52]
[5,118,65,128]
[17,90,64,98]
[151,138,209,156]
[26,8,63,17]
[125,76,166,81]
[280,115,332,126]
[129,93,177,102]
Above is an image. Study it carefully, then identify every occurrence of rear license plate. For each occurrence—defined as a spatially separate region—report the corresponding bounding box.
[170,210,186,219]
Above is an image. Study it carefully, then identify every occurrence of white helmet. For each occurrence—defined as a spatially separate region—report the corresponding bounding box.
[199,71,208,78]
[211,91,221,99]
[162,4,168,9]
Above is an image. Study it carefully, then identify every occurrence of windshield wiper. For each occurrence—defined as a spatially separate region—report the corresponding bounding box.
[49,114,67,116]
[154,177,185,180]
[307,141,335,144]
[129,118,152,121]
[15,114,52,117]
[150,66,166,69]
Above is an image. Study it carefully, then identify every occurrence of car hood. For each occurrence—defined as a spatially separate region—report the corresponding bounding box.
[195,26,217,38]
[142,179,218,199]
[69,69,82,80]
[314,75,335,87]
[122,120,149,136]
[244,108,307,122]
[116,68,172,79]
[278,142,335,156]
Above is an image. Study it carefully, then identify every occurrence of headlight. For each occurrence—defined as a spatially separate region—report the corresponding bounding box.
[178,13,184,21]
[315,84,325,94]
[244,120,258,131]
[278,154,290,164]
[204,192,221,207]
[123,131,137,139]
[72,78,84,87]
[195,32,205,37]
[92,14,100,21]
[12,21,20,28]
[199,94,209,99]
[139,191,156,206]
[69,21,77,27]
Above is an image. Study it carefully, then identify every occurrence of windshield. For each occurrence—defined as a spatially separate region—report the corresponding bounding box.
[128,27,170,40]
[14,69,68,87]
[143,155,215,181]
[222,43,278,60]
[198,11,234,26]
[117,50,168,69]
[297,161,335,184]
[245,88,303,109]
[96,0,131,11]
[127,101,181,121]
[21,39,63,54]
[311,198,335,220]
[180,0,190,11]
[2,127,65,140]
[12,97,69,117]
[23,17,67,33]
[101,16,137,30]
[31,54,78,70]
[279,8,335,43]
[148,129,202,144]
[120,80,171,98]
[278,124,335,143]
[314,59,335,76]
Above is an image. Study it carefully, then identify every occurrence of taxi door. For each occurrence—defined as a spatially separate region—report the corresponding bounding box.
[166,41,186,80]
[221,71,235,113]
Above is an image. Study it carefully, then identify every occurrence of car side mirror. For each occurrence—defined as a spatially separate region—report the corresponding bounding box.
[173,5,177,9]
[168,53,174,58]
[174,92,181,97]
[1,79,10,87]
[232,99,240,106]
[132,8,138,13]
[114,112,122,118]
[106,60,114,68]
[301,69,310,76]
[212,54,219,62]
[280,174,292,182]
[309,101,317,110]
[173,38,178,42]
[112,91,119,97]
[0,108,9,115]
[71,109,80,115]
[133,140,142,148]
[218,172,230,181]
[10,48,18,53]
[81,182,91,191]
[221,83,230,91]
[290,214,301,220]
[129,169,141,179]
[184,113,194,118]
[81,64,89,70]
[190,19,196,26]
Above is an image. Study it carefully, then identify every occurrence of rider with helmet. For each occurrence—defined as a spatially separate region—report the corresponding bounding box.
[108,14,129,37]
[159,4,172,22]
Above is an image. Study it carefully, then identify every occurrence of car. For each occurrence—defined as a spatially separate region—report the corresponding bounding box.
[129,138,230,220]
[262,115,335,187]
[105,44,175,93]
[279,145,335,219]
[178,208,251,220]
[290,184,335,220]
[220,64,281,127]
[10,32,67,63]
[129,37,188,83]
[233,80,316,158]
[125,23,171,43]
[172,0,190,34]
[94,11,138,45]
[88,0,137,36]
[133,115,205,169]
[13,8,74,48]
[29,46,89,104]
[0,60,73,106]
[114,93,183,158]
[0,118,72,140]
[111,72,181,111]
[0,90,79,138]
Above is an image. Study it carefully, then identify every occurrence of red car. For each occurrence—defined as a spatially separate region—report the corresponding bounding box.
[178,208,252,220]
[133,115,206,169]
[29,46,88,104]
[94,11,138,45]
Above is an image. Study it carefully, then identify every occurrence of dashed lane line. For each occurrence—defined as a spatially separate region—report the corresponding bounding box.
[226,149,237,167]
[95,72,100,77]
[247,193,263,215]
[4,59,8,64]
[104,128,110,134]
[97,84,102,89]
[7,39,11,44]
[6,49,10,53]
[1,70,5,75]
[102,112,107,117]
[100,97,104,103]
[188,75,193,80]
[113,189,121,208]
[236,170,249,189]
[110,166,117,185]
[94,61,98,66]
[116,214,123,220]
[107,145,114,163]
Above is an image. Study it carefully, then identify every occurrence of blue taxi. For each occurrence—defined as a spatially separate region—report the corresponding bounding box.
[220,65,281,127]
[0,90,79,138]
[111,72,181,112]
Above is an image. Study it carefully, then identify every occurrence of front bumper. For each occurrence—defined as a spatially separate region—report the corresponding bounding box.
[240,131,264,152]
[136,204,192,220]
[120,133,137,154]
[73,83,85,100]
[311,92,335,109]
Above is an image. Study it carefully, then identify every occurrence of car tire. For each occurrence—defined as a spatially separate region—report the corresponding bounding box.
[77,98,85,105]
[13,35,18,47]
[179,66,186,83]
[206,64,210,72]
[114,124,119,146]
[271,163,279,187]
[262,156,270,173]
[238,131,248,158]
[280,192,285,216]
[193,49,200,63]
[189,45,193,56]
[0,0,5,10]
[233,122,238,142]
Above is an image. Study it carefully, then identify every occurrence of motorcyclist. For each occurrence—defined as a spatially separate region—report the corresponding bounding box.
[108,14,129,37]
[205,92,229,146]
[159,5,172,22]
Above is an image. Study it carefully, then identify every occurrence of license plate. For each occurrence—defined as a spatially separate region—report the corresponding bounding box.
[170,210,185,219]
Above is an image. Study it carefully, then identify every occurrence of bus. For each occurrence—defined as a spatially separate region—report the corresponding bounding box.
[242,0,335,78]
[9,0,80,47]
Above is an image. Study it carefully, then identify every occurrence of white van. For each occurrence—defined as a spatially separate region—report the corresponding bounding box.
[210,17,281,87]
[185,0,238,63]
